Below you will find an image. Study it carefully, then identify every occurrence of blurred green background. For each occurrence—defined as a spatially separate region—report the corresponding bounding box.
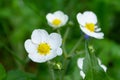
[0,0,120,80]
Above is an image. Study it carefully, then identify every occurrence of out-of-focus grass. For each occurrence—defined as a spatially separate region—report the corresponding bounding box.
[0,0,120,80]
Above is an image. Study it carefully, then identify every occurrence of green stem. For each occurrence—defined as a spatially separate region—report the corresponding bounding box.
[62,27,70,58]
[56,28,70,80]
[69,36,84,56]
[61,58,68,80]
[57,27,70,58]
[61,36,83,79]
[57,29,61,34]
[85,39,94,80]
[47,61,55,80]
[75,50,85,55]
[58,70,62,80]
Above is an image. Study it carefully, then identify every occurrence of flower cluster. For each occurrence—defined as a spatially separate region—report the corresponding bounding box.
[24,10,106,79]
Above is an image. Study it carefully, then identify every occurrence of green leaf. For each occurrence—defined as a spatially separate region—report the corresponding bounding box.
[0,64,6,80]
[6,70,36,80]
[64,66,81,80]
[83,41,110,80]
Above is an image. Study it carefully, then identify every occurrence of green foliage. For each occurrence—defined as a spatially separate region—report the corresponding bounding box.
[0,64,6,80]
[6,70,36,80]
[0,0,120,80]
[83,41,109,80]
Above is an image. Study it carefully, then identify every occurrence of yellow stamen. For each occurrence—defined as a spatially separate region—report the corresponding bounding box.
[52,19,61,26]
[85,23,95,32]
[37,43,50,55]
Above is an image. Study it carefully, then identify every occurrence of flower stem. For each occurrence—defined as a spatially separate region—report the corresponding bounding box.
[57,29,61,34]
[47,61,55,80]
[62,27,70,58]
[61,36,83,79]
[69,36,84,56]
[58,70,62,80]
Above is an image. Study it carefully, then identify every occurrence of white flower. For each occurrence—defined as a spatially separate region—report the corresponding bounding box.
[76,11,104,39]
[77,58,84,70]
[24,29,62,63]
[46,10,68,28]
[77,58,85,79]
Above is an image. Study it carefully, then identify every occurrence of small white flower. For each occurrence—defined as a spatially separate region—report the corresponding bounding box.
[77,58,85,79]
[76,11,104,39]
[46,10,68,28]
[77,58,84,70]
[24,29,62,63]
[80,70,85,79]
[98,58,107,72]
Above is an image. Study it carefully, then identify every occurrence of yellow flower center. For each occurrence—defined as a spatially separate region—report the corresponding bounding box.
[85,23,95,32]
[52,19,61,26]
[37,43,50,55]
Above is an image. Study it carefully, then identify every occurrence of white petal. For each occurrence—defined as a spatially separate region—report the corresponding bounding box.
[95,26,98,28]
[97,58,107,72]
[24,39,37,54]
[56,48,62,56]
[31,29,49,44]
[28,53,46,63]
[100,65,107,72]
[54,11,68,25]
[95,28,101,32]
[45,50,57,61]
[46,13,55,23]
[83,11,97,24]
[91,32,104,39]
[80,71,85,79]
[77,13,86,26]
[29,50,57,63]
[77,58,84,69]
[46,13,56,27]
[61,15,68,26]
[54,11,65,18]
[77,11,97,26]
[49,33,62,49]
[80,25,104,39]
